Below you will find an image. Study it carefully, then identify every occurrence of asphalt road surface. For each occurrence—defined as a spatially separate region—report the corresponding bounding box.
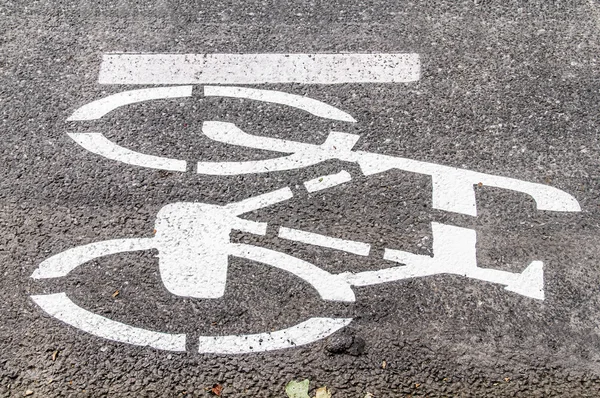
[2,1,600,397]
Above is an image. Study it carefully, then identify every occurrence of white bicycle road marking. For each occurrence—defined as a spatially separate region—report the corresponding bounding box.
[204,86,357,122]
[303,170,353,192]
[197,317,353,354]
[68,133,188,172]
[31,293,187,351]
[33,59,582,353]
[278,226,371,257]
[98,53,421,85]
[67,86,193,121]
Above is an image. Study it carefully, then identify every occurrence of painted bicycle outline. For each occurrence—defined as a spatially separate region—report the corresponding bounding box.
[32,86,581,354]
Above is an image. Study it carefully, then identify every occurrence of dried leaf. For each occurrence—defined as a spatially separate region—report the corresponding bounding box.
[112,290,119,298]
[210,384,223,396]
[364,393,374,398]
[24,391,33,397]
[381,360,386,369]
[477,182,483,187]
[504,377,510,382]
[315,386,331,398]
[51,350,58,361]
[285,379,310,398]
[415,383,421,388]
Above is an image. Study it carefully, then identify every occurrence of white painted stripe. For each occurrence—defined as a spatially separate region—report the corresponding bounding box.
[31,238,155,279]
[204,86,356,122]
[303,170,353,192]
[481,173,581,214]
[32,293,186,351]
[67,86,193,121]
[278,227,370,256]
[98,53,421,85]
[68,133,187,172]
[224,187,294,215]
[197,317,352,354]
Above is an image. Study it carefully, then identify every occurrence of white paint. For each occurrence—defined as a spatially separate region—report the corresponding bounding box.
[30,190,356,354]
[504,261,545,299]
[67,86,193,121]
[30,195,548,354]
[196,122,580,215]
[197,122,360,175]
[229,243,355,302]
[278,226,370,256]
[32,293,186,351]
[223,187,294,215]
[155,203,258,299]
[156,188,293,299]
[303,170,353,192]
[39,58,572,354]
[345,222,544,300]
[32,197,542,304]
[65,85,580,216]
[356,154,581,216]
[197,317,353,354]
[204,86,356,122]
[68,133,187,172]
[98,53,421,85]
[31,238,155,279]
[29,188,354,304]
[202,121,360,154]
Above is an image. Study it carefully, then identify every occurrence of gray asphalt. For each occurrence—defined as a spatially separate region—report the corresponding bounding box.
[2,0,600,396]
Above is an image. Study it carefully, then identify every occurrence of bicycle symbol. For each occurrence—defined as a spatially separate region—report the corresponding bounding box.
[31,85,580,353]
